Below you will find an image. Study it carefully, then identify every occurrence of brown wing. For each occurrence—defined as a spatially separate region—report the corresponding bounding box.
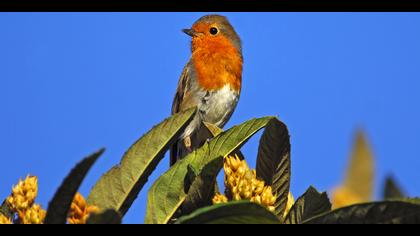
[170,62,192,166]
[171,62,192,115]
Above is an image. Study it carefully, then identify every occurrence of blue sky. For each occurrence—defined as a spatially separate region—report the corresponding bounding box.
[1,13,420,224]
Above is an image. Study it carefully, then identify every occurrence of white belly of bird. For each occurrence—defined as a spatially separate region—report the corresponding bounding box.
[182,85,239,139]
[200,85,239,127]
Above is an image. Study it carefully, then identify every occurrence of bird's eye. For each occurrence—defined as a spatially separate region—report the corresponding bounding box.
[209,27,218,35]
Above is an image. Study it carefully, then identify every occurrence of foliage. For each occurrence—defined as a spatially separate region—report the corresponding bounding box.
[176,201,280,224]
[284,186,331,224]
[1,111,419,224]
[45,149,104,224]
[87,108,196,216]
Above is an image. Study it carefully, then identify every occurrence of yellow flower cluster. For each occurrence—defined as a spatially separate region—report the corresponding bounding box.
[19,204,46,224]
[1,176,100,224]
[7,176,38,212]
[0,214,12,224]
[212,193,228,204]
[3,175,46,224]
[214,155,277,212]
[68,192,100,224]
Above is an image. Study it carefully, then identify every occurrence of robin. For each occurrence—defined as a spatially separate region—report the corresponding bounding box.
[170,15,243,166]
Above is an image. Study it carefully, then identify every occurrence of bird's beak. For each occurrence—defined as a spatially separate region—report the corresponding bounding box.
[182,28,197,37]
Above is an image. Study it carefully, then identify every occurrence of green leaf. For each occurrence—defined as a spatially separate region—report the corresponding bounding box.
[398,198,420,205]
[145,117,275,224]
[203,122,245,160]
[383,175,406,200]
[256,118,291,218]
[87,108,196,216]
[0,201,14,220]
[343,130,375,201]
[180,157,224,215]
[305,201,420,224]
[87,209,122,224]
[179,122,242,215]
[44,148,104,224]
[176,201,280,224]
[284,186,331,224]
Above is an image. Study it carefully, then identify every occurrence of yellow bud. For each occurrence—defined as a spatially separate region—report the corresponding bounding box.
[0,214,12,224]
[71,203,84,218]
[238,179,245,189]
[271,195,277,205]
[224,157,234,171]
[255,184,264,195]
[222,155,279,213]
[243,182,253,194]
[73,193,87,210]
[6,196,13,207]
[237,166,246,177]
[233,193,242,201]
[227,155,242,171]
[223,163,230,173]
[261,197,269,206]
[224,166,232,176]
[68,192,100,224]
[7,175,38,212]
[243,190,252,199]
[244,171,254,182]
[231,186,238,195]
[267,206,276,212]
[227,175,236,188]
[212,194,228,204]
[20,204,46,224]
[235,156,244,168]
[253,195,262,204]
[261,196,271,206]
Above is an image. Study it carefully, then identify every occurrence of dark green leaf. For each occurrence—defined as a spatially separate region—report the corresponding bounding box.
[87,108,196,216]
[0,201,14,220]
[176,201,280,224]
[145,117,274,224]
[383,175,406,200]
[184,164,199,191]
[284,186,331,224]
[87,209,122,224]
[179,122,242,215]
[305,201,420,224]
[44,148,104,224]
[399,198,420,204]
[180,157,224,215]
[203,122,245,160]
[256,118,291,218]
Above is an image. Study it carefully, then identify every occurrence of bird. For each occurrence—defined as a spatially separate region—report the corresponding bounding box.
[170,14,243,166]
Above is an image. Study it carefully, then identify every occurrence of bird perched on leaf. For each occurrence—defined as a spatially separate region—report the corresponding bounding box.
[170,15,243,166]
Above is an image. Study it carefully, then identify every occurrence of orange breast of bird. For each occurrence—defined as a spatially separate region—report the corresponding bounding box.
[191,34,243,93]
